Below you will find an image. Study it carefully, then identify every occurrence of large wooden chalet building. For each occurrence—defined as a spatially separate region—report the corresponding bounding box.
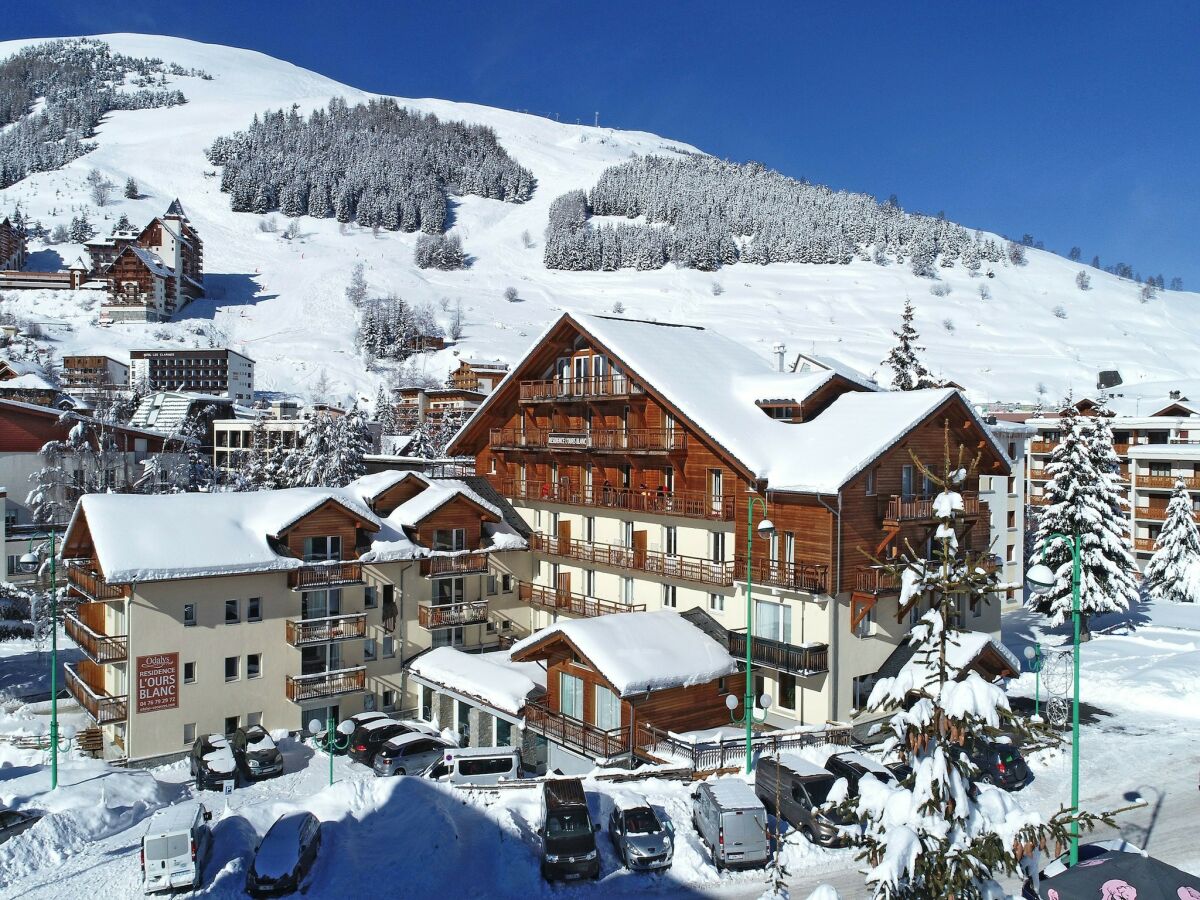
[0,216,27,271]
[449,313,1011,725]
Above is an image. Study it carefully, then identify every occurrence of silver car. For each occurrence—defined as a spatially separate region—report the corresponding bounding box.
[608,803,673,871]
[372,733,454,777]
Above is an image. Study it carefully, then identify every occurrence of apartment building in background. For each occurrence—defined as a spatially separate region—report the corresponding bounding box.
[61,355,131,397]
[98,200,205,323]
[129,347,255,402]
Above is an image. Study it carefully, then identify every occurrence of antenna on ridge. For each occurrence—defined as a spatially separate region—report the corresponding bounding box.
[594,111,599,127]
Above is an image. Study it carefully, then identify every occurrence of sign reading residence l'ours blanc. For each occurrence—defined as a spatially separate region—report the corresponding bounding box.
[136,652,179,714]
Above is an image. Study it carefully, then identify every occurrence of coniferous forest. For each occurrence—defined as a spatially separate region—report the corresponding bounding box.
[207,98,536,232]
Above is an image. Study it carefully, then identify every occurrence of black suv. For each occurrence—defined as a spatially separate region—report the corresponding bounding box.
[346,720,412,766]
[824,751,898,797]
[231,725,285,780]
[971,741,1029,790]
[189,733,239,791]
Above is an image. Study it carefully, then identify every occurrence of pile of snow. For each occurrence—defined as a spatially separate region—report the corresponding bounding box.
[407,647,545,718]
[202,734,236,773]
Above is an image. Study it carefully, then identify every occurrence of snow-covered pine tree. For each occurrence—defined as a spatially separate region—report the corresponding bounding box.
[291,409,370,487]
[1028,404,1137,636]
[882,298,938,391]
[375,386,400,435]
[849,429,1107,899]
[1143,479,1200,603]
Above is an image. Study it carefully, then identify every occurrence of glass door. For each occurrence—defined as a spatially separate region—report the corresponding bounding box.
[559,672,584,720]
[593,685,621,731]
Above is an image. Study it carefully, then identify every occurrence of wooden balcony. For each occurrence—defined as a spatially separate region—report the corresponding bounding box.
[288,561,363,590]
[65,562,125,601]
[64,663,126,724]
[417,600,490,629]
[519,375,643,403]
[524,700,631,759]
[421,554,490,578]
[63,609,127,664]
[285,613,367,647]
[1113,443,1130,455]
[489,427,686,454]
[1028,495,1050,506]
[1134,537,1157,552]
[727,631,829,676]
[735,557,828,594]
[519,582,646,618]
[1138,475,1200,490]
[499,478,735,522]
[1136,507,1169,521]
[285,666,367,703]
[883,492,982,524]
[855,566,901,594]
[1030,441,1057,454]
[530,533,735,587]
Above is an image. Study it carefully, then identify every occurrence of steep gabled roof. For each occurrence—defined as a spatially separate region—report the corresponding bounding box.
[164,198,188,219]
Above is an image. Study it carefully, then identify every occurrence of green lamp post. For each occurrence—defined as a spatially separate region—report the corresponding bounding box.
[308,715,354,786]
[19,532,61,790]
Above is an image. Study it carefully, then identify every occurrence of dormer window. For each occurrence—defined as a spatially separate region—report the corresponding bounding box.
[757,402,797,421]
[303,535,342,562]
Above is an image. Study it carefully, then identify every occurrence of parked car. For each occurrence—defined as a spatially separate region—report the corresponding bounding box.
[692,778,769,870]
[372,732,454,777]
[421,745,522,786]
[189,734,238,791]
[608,802,673,871]
[0,808,40,846]
[140,801,212,894]
[347,717,437,766]
[539,778,600,881]
[754,753,847,847]
[318,711,387,755]
[971,740,1029,790]
[824,750,897,797]
[246,811,323,896]
[231,725,284,781]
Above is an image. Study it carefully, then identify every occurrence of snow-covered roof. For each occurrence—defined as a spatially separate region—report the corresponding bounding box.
[1127,444,1200,460]
[146,801,204,834]
[407,647,546,718]
[511,609,738,697]
[772,752,834,779]
[345,469,423,504]
[0,373,56,390]
[129,391,234,432]
[706,778,761,809]
[792,350,879,390]
[71,488,380,583]
[461,358,509,371]
[126,245,175,280]
[896,630,1020,687]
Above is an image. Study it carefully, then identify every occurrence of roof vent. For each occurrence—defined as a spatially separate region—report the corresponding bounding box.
[772,342,787,373]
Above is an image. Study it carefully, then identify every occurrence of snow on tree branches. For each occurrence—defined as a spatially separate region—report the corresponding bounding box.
[291,406,372,487]
[1143,479,1200,604]
[882,299,939,391]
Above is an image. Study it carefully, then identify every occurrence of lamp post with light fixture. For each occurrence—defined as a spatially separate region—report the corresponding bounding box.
[731,495,775,773]
[19,532,60,789]
[308,716,354,786]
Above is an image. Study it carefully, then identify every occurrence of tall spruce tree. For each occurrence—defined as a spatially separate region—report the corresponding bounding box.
[1143,479,1200,603]
[882,299,938,391]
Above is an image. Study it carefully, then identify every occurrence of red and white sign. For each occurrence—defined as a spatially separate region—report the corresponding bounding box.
[136,652,179,714]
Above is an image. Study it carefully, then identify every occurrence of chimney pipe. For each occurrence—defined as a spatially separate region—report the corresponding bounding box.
[772,342,787,373]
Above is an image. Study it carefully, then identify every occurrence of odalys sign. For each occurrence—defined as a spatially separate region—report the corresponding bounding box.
[136,652,179,714]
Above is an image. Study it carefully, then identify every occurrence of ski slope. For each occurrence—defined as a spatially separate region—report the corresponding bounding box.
[0,32,1196,405]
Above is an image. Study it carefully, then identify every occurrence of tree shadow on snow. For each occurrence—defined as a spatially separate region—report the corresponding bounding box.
[23,248,65,272]
[172,273,278,321]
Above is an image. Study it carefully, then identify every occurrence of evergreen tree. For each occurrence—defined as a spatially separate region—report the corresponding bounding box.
[882,299,938,391]
[112,213,132,233]
[1143,480,1200,603]
[375,386,400,435]
[345,263,368,307]
[123,176,139,198]
[291,409,370,487]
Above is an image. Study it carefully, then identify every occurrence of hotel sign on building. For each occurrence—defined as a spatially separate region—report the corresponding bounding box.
[136,653,179,714]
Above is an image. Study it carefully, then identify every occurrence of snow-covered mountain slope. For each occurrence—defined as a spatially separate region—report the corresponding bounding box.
[0,32,1196,404]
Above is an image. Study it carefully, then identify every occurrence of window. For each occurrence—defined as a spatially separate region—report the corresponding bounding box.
[778,672,796,710]
[247,597,261,622]
[711,532,726,564]
[363,694,377,712]
[901,464,915,498]
[1007,511,1016,529]
[183,604,196,627]
[486,575,498,595]
[496,719,513,746]
[365,586,378,609]
[664,526,678,557]
[709,593,725,612]
[755,599,792,643]
[383,636,395,658]
[183,723,196,746]
[584,569,596,596]
[433,528,466,552]
[225,599,239,625]
[364,638,377,661]
[383,689,397,711]
[972,597,983,618]
[224,656,239,682]
[865,466,877,496]
[247,653,261,679]
[622,577,634,605]
[184,661,196,684]
[303,535,342,562]
[855,603,875,638]
[432,627,463,649]
[559,672,584,720]
[852,674,876,711]
[594,685,621,730]
[224,715,239,735]
[662,584,677,608]
[501,574,513,593]
[5,555,17,576]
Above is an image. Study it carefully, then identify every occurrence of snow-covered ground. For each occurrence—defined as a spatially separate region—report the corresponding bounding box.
[0,33,1197,407]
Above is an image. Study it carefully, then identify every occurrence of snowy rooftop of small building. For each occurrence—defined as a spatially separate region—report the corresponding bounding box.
[791,350,879,391]
[896,630,1021,687]
[0,373,56,390]
[407,647,546,718]
[511,609,738,697]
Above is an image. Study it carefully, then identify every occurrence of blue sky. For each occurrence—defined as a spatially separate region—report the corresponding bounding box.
[6,1,1199,286]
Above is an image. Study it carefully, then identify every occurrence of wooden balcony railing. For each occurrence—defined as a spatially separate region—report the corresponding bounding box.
[421,554,490,578]
[727,631,829,676]
[1028,495,1050,506]
[63,611,128,664]
[498,478,735,522]
[417,600,490,629]
[1134,537,1157,552]
[883,492,981,523]
[1135,507,1169,521]
[1030,441,1058,454]
[524,700,631,759]
[64,663,127,724]
[855,566,901,594]
[1113,443,1130,456]
[1138,475,1200,490]
[530,533,735,587]
[489,427,686,454]
[519,582,646,618]
[735,557,828,594]
[519,375,643,402]
[65,563,125,601]
[285,666,367,703]
[288,561,363,590]
[285,613,367,647]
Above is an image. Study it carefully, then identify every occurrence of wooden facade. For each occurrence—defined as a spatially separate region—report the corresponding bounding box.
[0,217,26,271]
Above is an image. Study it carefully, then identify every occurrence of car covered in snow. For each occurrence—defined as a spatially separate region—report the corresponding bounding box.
[246,811,323,896]
[823,750,897,797]
[754,754,846,848]
[140,801,212,894]
[347,717,438,766]
[231,725,284,780]
[316,711,387,755]
[0,808,41,846]
[608,802,673,871]
[372,732,455,777]
[189,733,238,791]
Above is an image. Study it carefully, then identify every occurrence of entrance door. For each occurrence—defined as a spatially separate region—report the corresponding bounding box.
[901,465,915,499]
[556,572,571,607]
[557,519,572,553]
[632,530,648,569]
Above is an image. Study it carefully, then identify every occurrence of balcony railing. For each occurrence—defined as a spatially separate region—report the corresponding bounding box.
[855,566,901,594]
[727,631,829,676]
[64,663,127,724]
[1135,507,1169,521]
[1030,440,1058,454]
[489,427,686,454]
[530,533,735,587]
[499,478,735,522]
[524,700,631,759]
[65,563,125,601]
[63,611,128,664]
[883,492,981,523]
[1138,475,1200,490]
[519,582,646,618]
[735,557,828,594]
[519,375,643,402]
[1134,537,1157,552]
[417,600,490,629]
[285,666,367,703]
[1113,443,1130,455]
[288,561,363,590]
[1028,495,1050,506]
[421,554,490,578]
[285,613,367,647]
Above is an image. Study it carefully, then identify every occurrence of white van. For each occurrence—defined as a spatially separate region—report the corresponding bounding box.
[141,801,212,894]
[424,745,522,786]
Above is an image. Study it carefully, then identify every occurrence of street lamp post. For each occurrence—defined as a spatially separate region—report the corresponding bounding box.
[732,495,774,774]
[1026,531,1082,866]
[307,716,354,786]
[19,532,60,790]
[1022,643,1044,722]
